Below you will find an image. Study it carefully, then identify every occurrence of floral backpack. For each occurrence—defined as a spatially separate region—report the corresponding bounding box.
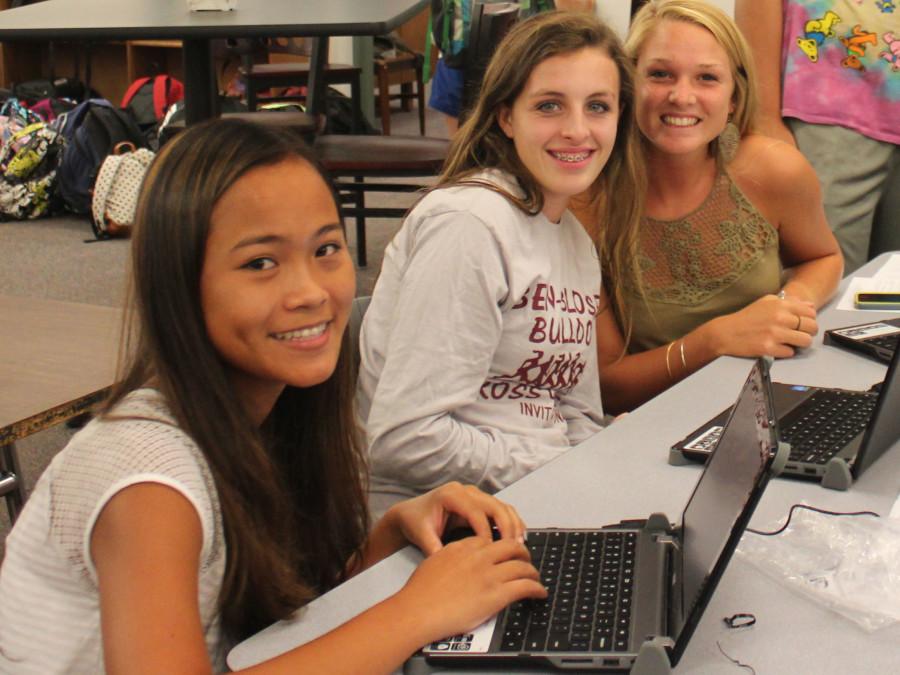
[0,121,64,220]
[0,98,42,146]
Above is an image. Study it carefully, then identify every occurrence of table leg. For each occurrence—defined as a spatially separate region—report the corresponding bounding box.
[353,35,376,126]
[0,441,25,524]
[306,36,330,121]
[182,38,218,125]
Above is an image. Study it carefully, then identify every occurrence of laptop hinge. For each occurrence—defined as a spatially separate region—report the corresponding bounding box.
[659,528,684,643]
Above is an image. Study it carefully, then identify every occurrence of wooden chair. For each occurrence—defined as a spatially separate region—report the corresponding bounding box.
[374,50,425,135]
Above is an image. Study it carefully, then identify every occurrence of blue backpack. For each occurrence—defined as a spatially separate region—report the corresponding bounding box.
[53,99,147,215]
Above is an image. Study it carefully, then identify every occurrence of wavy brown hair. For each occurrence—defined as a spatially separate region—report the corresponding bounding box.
[440,10,646,338]
[101,118,369,643]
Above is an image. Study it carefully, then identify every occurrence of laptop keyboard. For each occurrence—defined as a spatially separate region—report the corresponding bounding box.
[868,333,899,354]
[499,530,636,653]
[781,389,878,465]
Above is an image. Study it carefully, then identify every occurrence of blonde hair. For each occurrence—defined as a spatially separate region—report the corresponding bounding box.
[440,10,646,336]
[627,0,759,154]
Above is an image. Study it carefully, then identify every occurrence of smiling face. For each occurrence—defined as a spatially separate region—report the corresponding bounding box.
[635,19,735,160]
[497,46,620,222]
[200,157,355,422]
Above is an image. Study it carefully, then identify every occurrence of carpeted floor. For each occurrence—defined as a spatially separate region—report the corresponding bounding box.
[0,105,449,550]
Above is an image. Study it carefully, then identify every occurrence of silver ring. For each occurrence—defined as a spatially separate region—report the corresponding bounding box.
[777,290,787,300]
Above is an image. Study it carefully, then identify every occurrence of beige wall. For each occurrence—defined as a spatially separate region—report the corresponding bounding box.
[598,0,735,39]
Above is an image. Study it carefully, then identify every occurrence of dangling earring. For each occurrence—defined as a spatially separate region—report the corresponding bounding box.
[718,117,740,164]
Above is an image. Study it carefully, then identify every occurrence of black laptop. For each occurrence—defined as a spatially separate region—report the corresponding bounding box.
[414,358,784,672]
[672,345,900,491]
[824,316,900,364]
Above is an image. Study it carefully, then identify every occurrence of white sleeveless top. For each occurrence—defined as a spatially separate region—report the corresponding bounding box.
[0,389,227,673]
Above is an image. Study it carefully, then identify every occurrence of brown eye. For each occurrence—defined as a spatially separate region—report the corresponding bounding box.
[243,257,276,270]
[316,242,342,257]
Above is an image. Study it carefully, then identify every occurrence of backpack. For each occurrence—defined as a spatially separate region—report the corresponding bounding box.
[91,142,155,239]
[321,87,380,135]
[156,96,247,147]
[519,0,555,17]
[429,0,473,69]
[54,99,147,215]
[12,78,94,105]
[0,98,42,145]
[29,97,77,123]
[0,122,64,220]
[427,1,554,72]
[120,75,184,149]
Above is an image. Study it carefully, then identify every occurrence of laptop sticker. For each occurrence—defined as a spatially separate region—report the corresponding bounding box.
[424,616,497,654]
[684,425,723,452]
[833,323,900,340]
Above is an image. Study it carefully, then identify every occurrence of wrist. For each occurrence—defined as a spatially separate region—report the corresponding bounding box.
[358,506,411,572]
[780,282,813,305]
[691,319,724,361]
[387,584,444,648]
[376,504,410,549]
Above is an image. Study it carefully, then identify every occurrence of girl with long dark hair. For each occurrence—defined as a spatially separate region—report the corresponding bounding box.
[0,118,546,673]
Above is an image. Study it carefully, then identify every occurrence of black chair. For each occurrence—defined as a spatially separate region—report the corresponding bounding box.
[316,3,521,267]
[349,294,371,375]
[235,37,364,134]
[460,2,521,119]
[313,134,450,267]
[0,441,25,523]
[286,32,446,269]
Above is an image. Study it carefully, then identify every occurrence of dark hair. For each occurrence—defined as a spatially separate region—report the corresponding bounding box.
[102,117,368,642]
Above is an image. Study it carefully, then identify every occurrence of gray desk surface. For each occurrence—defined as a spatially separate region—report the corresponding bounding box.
[0,0,427,124]
[229,255,900,673]
[0,0,427,40]
[0,294,121,441]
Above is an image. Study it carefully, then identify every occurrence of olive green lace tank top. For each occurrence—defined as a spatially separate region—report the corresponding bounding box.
[625,171,781,352]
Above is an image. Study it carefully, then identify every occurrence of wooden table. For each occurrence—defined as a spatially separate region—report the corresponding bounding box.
[0,294,121,521]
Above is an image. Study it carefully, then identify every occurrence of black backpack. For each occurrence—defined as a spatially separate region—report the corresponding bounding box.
[54,99,147,215]
[13,78,97,105]
[323,87,379,135]
[120,75,185,150]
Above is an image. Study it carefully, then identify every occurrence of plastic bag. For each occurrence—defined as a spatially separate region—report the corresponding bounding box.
[737,508,900,632]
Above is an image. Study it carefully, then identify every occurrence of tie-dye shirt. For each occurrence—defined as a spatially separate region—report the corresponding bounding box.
[781,0,900,144]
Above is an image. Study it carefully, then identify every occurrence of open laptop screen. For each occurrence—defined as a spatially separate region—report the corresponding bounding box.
[678,359,778,644]
[854,344,900,477]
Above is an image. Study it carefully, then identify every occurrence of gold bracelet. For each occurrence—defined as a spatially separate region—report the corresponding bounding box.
[679,338,687,370]
[665,341,675,379]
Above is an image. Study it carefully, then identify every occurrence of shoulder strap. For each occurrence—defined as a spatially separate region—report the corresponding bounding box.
[121,77,151,109]
[152,76,168,121]
[424,12,434,81]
